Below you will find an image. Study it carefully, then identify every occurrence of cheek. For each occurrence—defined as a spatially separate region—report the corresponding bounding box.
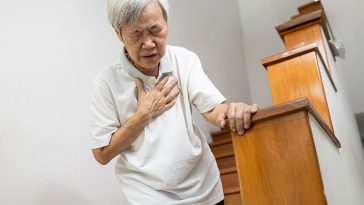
[156,38,167,52]
[126,43,141,57]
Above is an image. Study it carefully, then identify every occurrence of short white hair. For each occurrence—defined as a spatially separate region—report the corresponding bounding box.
[108,0,169,34]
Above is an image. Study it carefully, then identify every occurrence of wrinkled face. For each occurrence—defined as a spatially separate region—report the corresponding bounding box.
[120,1,168,76]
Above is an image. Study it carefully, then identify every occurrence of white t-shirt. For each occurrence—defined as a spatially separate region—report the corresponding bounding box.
[91,46,226,205]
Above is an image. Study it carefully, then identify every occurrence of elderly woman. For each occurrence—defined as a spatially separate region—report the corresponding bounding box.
[91,0,258,204]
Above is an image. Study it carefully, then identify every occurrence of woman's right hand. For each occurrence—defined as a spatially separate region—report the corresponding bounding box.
[135,76,180,119]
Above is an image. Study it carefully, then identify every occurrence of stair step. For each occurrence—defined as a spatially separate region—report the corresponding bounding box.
[211,142,234,159]
[211,130,230,143]
[209,137,232,147]
[221,172,240,195]
[217,156,237,174]
[225,193,242,205]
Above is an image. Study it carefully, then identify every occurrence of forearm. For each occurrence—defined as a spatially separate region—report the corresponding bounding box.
[202,103,228,127]
[92,110,150,165]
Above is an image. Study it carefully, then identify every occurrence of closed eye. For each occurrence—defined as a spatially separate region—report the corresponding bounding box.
[149,26,162,35]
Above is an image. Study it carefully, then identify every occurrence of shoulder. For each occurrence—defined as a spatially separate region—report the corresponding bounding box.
[166,45,199,62]
[92,60,122,88]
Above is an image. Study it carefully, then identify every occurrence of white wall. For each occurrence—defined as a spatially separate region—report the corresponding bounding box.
[237,0,312,107]
[0,0,127,204]
[316,39,364,203]
[320,0,364,114]
[168,0,251,139]
[0,0,249,204]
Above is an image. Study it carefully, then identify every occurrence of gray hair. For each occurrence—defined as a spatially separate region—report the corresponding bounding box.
[108,0,169,34]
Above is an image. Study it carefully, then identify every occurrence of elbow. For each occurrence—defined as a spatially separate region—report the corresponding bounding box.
[96,157,110,166]
[92,149,111,165]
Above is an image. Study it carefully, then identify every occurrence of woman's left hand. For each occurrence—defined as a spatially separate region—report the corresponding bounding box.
[217,103,259,135]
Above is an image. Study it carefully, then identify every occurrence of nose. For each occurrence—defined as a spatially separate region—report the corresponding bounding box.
[141,34,155,50]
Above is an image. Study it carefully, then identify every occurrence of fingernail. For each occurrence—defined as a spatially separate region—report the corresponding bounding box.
[238,131,244,135]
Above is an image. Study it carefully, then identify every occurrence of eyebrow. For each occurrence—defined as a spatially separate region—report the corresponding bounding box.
[149,24,160,29]
[129,24,161,35]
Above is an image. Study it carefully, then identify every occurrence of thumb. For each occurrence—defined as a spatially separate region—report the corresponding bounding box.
[135,79,145,97]
[216,112,227,128]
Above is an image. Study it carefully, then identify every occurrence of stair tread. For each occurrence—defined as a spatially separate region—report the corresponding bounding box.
[211,130,229,137]
[220,166,237,174]
[221,172,240,195]
[224,187,240,195]
[209,138,232,147]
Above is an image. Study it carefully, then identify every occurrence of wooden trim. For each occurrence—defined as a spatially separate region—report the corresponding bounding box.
[211,130,229,137]
[212,152,235,160]
[220,167,237,175]
[261,42,337,92]
[278,19,321,37]
[262,42,318,67]
[276,10,322,36]
[209,137,232,147]
[250,98,341,148]
[298,1,322,15]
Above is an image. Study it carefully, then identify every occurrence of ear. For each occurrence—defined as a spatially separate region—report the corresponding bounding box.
[114,28,124,42]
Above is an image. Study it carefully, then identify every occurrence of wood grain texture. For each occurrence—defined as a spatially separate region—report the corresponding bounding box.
[266,51,334,132]
[249,98,340,148]
[298,1,322,15]
[211,130,231,146]
[225,193,243,205]
[211,142,234,159]
[216,156,237,174]
[261,42,337,91]
[276,10,322,34]
[232,111,328,205]
[210,98,340,205]
[221,172,240,194]
[283,23,331,74]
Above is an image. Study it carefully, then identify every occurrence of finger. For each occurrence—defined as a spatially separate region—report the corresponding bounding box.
[135,79,145,97]
[235,107,245,135]
[164,87,180,103]
[243,107,252,130]
[163,100,176,111]
[155,75,169,90]
[228,104,237,133]
[251,104,259,113]
[216,112,227,128]
[161,78,178,96]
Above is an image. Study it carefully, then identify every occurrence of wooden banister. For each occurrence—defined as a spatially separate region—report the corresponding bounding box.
[248,98,340,148]
[261,42,337,92]
[210,98,341,204]
[261,42,335,131]
[231,98,340,205]
[210,1,364,204]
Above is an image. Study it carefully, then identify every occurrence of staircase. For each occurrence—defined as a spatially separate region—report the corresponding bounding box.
[209,130,241,205]
[208,1,364,204]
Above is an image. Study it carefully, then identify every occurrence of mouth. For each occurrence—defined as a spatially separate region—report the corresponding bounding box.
[141,53,158,61]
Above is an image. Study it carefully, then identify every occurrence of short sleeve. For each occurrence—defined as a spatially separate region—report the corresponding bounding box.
[187,53,226,113]
[90,80,120,149]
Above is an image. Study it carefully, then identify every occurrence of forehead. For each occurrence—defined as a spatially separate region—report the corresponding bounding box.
[126,1,166,30]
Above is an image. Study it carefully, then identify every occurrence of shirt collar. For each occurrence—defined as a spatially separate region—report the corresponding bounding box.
[120,47,173,83]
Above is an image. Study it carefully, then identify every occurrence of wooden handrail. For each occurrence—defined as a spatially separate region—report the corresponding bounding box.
[261,42,337,92]
[250,97,341,148]
[276,9,322,36]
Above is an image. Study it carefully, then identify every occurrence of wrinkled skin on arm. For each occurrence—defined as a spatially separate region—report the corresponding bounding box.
[203,102,259,135]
